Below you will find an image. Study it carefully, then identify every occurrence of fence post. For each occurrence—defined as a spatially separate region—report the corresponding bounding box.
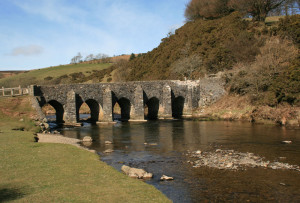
[11,88,14,96]
[19,85,22,95]
[1,87,4,96]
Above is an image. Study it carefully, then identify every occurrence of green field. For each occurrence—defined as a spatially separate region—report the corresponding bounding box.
[0,63,112,87]
[0,96,170,202]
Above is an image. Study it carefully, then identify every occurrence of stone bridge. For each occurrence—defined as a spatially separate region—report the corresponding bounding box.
[31,80,215,124]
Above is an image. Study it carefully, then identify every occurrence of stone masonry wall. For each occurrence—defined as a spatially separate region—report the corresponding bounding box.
[32,80,225,123]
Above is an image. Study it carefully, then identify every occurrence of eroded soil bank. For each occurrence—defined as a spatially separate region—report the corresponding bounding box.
[196,95,300,126]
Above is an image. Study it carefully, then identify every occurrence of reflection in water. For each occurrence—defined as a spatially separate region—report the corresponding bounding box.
[59,120,300,202]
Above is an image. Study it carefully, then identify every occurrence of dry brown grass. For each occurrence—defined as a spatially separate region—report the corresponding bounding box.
[199,94,300,126]
[200,95,255,121]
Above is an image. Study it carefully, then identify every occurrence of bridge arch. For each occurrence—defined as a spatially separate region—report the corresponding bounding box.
[144,97,159,120]
[113,97,131,121]
[77,97,102,122]
[171,93,185,119]
[42,100,64,123]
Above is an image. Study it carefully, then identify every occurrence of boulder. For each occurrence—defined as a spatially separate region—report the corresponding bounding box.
[82,141,92,147]
[121,165,153,179]
[83,136,93,142]
[104,149,114,153]
[160,175,174,181]
[105,141,113,145]
[44,123,50,129]
[195,150,202,155]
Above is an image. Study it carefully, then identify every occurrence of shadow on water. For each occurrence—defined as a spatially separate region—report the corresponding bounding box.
[0,187,28,202]
[57,120,300,202]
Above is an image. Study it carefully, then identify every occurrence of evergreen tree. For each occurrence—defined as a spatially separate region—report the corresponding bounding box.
[129,53,136,61]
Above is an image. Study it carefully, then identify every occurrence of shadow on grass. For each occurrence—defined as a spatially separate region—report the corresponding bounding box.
[0,187,28,202]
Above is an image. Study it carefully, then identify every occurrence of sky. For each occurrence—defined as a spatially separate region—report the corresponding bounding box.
[0,0,189,70]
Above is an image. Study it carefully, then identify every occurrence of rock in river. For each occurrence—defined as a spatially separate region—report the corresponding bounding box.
[160,175,174,181]
[121,165,153,179]
[104,149,114,153]
[105,141,113,145]
[83,136,93,142]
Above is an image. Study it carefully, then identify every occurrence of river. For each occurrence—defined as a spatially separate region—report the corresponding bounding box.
[54,119,300,202]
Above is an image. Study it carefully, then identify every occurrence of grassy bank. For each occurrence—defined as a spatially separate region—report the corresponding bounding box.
[0,96,170,202]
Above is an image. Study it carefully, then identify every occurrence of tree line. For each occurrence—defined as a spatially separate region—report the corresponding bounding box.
[70,52,110,64]
[185,0,300,21]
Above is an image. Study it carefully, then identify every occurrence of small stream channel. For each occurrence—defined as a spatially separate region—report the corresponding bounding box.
[50,117,300,202]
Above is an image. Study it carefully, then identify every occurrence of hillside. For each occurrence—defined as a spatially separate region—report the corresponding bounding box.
[116,13,299,108]
[0,71,26,79]
[0,63,113,87]
[123,13,298,81]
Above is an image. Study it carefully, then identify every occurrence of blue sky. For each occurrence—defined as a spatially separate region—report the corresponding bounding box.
[0,0,188,70]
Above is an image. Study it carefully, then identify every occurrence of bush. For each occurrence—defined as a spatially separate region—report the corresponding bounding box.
[229,37,299,106]
[277,15,300,48]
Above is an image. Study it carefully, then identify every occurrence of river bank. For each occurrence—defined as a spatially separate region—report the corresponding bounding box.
[195,95,300,127]
[0,96,170,202]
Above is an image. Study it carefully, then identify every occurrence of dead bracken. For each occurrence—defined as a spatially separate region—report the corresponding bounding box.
[187,149,300,171]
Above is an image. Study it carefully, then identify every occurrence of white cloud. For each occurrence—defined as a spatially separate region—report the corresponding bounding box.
[10,45,44,56]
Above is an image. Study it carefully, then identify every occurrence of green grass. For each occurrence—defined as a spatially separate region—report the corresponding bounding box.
[0,96,170,202]
[0,63,112,87]
[0,129,170,202]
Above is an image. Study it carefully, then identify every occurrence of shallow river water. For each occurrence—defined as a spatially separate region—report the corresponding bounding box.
[57,120,300,202]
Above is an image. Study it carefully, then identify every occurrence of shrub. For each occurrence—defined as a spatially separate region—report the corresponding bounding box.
[229,37,299,106]
[277,15,300,48]
[44,76,53,81]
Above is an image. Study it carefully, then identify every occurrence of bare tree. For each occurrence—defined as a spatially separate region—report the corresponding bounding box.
[95,53,109,60]
[171,55,203,80]
[185,0,289,22]
[185,0,231,21]
[84,54,94,62]
[228,0,287,21]
[70,52,83,64]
